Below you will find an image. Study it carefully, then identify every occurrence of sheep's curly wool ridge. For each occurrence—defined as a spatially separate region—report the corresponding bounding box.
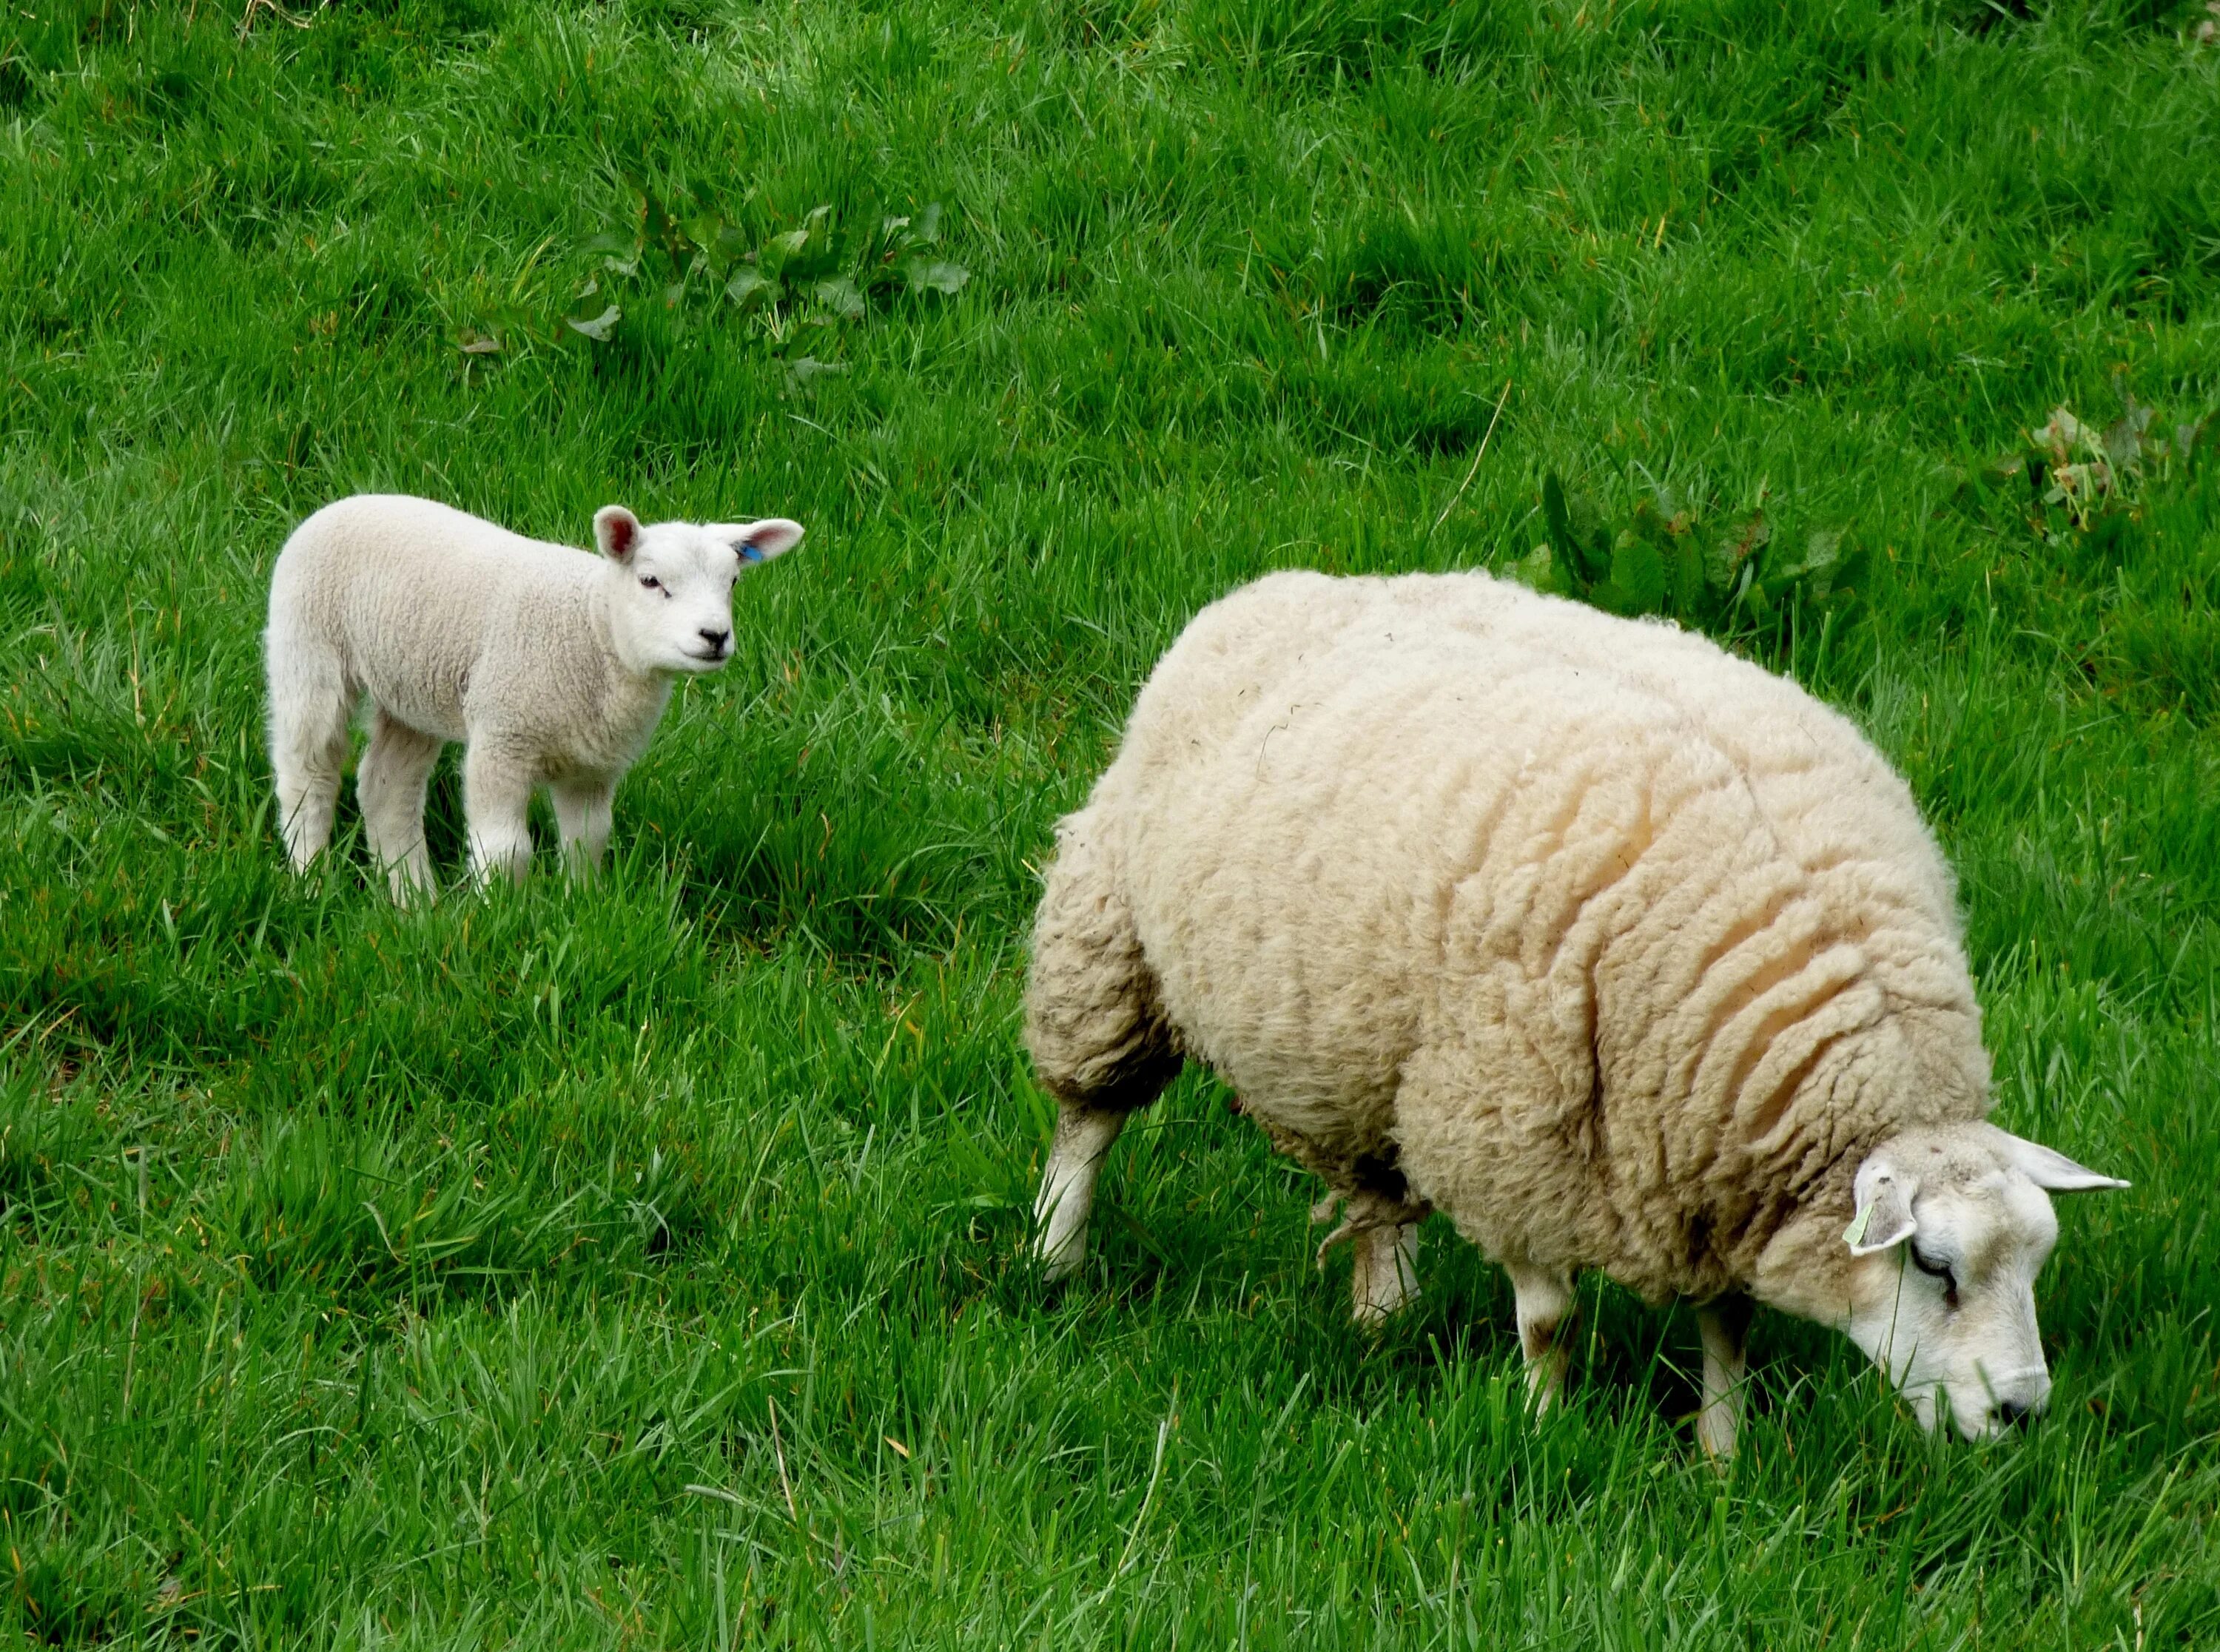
[1026,570,1991,1307]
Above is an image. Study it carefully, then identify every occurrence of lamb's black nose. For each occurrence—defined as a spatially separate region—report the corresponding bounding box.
[699,627,730,653]
[1995,1399,2034,1429]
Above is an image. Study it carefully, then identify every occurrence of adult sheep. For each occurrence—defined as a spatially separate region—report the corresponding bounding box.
[1023,569,2125,1454]
[267,494,802,899]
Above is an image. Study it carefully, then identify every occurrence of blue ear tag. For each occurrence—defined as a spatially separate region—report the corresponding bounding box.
[740,543,765,564]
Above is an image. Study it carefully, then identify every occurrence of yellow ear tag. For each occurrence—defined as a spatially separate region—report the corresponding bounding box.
[1843,1206,1871,1248]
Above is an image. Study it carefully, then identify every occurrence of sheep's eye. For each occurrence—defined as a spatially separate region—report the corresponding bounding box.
[639,576,662,592]
[1909,1246,1960,1308]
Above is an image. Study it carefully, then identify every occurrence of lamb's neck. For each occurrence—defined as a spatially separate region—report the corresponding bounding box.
[607,660,676,736]
[584,587,678,748]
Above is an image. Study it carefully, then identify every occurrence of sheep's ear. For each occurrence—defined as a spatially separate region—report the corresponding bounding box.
[1997,1133,2130,1193]
[595,505,642,564]
[1845,1160,1920,1255]
[723,518,804,566]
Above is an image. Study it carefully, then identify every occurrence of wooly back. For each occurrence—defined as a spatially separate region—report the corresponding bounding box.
[1023,569,2125,1450]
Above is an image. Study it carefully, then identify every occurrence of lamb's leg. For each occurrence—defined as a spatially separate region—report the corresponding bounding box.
[266,641,352,871]
[1350,1221,1422,1326]
[551,778,616,882]
[462,742,535,887]
[1023,805,1182,1281]
[1505,1258,1576,1412]
[357,709,443,904]
[1696,1292,1754,1460]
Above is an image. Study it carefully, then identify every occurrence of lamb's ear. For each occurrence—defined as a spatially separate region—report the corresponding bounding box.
[595,505,643,564]
[1845,1160,1920,1255]
[723,518,804,566]
[1997,1133,2130,1193]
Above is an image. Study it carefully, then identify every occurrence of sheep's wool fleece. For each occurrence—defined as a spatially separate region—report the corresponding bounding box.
[1054,570,1991,1304]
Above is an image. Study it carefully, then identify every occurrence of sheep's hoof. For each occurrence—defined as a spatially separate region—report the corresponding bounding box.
[1348,1224,1422,1325]
[1037,1255,1077,1286]
[1350,1281,1419,1330]
[1521,1357,1570,1417]
[1034,1230,1086,1285]
[1696,1404,1740,1463]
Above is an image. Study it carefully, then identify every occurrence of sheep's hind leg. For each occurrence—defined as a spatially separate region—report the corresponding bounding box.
[267,648,353,871]
[551,777,616,882]
[462,741,536,888]
[1033,1105,1131,1283]
[1350,1221,1423,1326]
[1023,806,1182,1282]
[357,709,443,904]
[1294,1137,1430,1328]
[1505,1258,1576,1413]
[1696,1292,1753,1460]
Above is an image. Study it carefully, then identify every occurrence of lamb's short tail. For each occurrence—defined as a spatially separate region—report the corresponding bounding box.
[264,553,354,870]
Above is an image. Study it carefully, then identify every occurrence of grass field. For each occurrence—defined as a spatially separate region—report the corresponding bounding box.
[4,0,2219,1644]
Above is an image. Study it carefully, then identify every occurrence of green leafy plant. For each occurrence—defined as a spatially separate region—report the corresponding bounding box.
[1947,389,2220,720]
[1507,473,1865,631]
[559,189,969,373]
[1963,390,2217,562]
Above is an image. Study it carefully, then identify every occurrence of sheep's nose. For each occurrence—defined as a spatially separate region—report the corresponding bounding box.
[1994,1398,2035,1429]
[699,627,730,653]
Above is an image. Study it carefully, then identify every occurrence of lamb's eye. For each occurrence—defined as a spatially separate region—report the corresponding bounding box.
[639,576,662,592]
[1909,1246,1960,1308]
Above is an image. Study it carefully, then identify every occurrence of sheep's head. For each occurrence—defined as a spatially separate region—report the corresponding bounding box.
[1829,1122,2125,1439]
[594,505,804,676]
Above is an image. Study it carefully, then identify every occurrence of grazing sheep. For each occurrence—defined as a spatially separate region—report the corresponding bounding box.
[266,493,802,898]
[1024,569,2125,1454]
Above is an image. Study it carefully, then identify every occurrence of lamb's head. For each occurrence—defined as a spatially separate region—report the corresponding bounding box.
[1827,1122,2125,1439]
[593,505,804,676]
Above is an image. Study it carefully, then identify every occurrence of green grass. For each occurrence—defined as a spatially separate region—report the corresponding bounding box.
[3,0,2218,1644]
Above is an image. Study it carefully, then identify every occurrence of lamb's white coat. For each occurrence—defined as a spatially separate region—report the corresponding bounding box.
[1024,570,2124,1452]
[266,493,801,896]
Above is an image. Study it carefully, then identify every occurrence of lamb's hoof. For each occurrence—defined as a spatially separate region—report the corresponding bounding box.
[388,874,437,908]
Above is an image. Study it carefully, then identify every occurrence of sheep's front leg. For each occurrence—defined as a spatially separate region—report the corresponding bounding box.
[462,742,535,887]
[551,777,616,881]
[1350,1221,1422,1326]
[1033,1104,1128,1282]
[1696,1292,1754,1460]
[1506,1258,1576,1413]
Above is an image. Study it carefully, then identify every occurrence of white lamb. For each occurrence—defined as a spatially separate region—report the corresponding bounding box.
[1024,569,2126,1455]
[266,493,802,898]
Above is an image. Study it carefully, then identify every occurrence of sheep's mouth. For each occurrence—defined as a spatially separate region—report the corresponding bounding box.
[684,647,730,666]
